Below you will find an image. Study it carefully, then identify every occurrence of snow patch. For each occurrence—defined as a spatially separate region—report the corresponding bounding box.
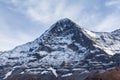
[48,67,58,77]
[61,73,73,77]
[3,70,14,79]
[41,71,49,75]
[84,29,97,38]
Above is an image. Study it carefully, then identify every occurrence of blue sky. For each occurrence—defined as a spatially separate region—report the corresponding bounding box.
[0,0,120,51]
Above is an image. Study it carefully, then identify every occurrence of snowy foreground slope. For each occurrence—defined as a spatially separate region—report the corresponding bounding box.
[0,18,120,80]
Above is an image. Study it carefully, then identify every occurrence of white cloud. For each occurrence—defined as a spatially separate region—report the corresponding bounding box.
[96,13,120,32]
[105,0,120,9]
[0,26,34,51]
[0,0,120,51]
[1,0,102,29]
[4,0,84,26]
[0,33,33,51]
[0,14,34,51]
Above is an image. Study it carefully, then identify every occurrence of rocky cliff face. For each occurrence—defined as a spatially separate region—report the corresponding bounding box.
[0,18,120,80]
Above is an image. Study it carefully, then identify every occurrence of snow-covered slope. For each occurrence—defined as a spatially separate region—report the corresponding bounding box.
[83,29,120,55]
[0,18,93,66]
[0,18,120,80]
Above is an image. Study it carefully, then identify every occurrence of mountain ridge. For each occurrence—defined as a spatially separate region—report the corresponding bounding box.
[0,18,120,80]
[2,18,119,54]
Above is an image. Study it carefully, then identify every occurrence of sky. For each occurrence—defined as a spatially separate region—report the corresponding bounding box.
[0,0,120,51]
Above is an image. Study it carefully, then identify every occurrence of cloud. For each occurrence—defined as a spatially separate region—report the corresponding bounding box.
[0,23,34,51]
[0,33,33,51]
[4,0,103,29]
[95,12,120,32]
[0,0,120,50]
[0,7,35,51]
[105,0,120,9]
[0,0,103,27]
[1,0,120,30]
[95,0,120,32]
[7,0,84,26]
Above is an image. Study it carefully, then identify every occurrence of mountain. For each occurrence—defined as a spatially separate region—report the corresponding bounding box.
[0,18,120,80]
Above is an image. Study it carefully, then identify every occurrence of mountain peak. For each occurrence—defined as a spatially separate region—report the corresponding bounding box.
[57,18,73,23]
[48,18,80,35]
[0,19,120,80]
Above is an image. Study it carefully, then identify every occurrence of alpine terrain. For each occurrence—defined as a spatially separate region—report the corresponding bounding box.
[0,18,120,80]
